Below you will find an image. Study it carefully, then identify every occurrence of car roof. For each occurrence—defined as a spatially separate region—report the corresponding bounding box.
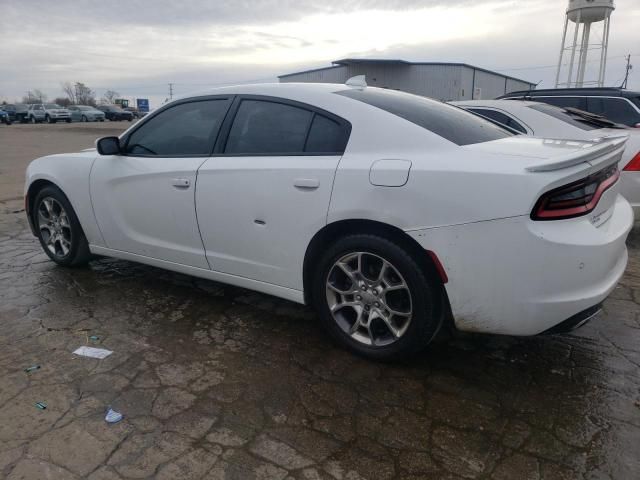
[499,87,640,99]
[176,82,358,106]
[453,99,539,110]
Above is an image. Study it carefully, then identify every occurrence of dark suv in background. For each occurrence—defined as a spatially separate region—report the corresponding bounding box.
[497,87,640,128]
[97,105,134,121]
[1,104,30,123]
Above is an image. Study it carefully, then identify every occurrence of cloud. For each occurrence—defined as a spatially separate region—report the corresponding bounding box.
[0,0,637,106]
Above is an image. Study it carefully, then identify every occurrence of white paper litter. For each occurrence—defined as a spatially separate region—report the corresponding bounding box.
[73,346,113,359]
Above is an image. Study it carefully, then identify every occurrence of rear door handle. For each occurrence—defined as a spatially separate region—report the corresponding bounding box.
[171,178,191,188]
[293,178,320,189]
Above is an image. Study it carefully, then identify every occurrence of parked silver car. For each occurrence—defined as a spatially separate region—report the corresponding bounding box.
[68,105,105,122]
[27,104,71,123]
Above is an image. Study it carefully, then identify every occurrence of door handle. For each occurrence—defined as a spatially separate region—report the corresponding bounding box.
[171,178,190,188]
[293,178,320,189]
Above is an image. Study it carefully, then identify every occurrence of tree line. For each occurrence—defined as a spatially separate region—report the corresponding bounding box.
[16,82,121,106]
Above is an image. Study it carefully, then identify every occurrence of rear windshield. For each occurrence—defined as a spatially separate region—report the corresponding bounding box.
[528,104,599,131]
[335,88,512,146]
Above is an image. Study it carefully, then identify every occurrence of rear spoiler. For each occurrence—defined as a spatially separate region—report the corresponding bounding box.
[526,134,628,172]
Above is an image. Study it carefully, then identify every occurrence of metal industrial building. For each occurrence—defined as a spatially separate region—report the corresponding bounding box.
[279,59,536,101]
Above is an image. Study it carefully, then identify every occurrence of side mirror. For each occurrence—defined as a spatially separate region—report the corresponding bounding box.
[96,136,121,155]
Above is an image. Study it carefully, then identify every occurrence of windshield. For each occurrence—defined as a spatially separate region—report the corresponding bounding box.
[336,88,512,146]
[45,104,62,109]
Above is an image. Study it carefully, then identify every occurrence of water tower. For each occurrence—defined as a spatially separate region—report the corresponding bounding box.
[554,0,615,88]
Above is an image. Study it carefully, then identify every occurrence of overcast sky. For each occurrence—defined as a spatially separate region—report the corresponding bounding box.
[0,0,638,107]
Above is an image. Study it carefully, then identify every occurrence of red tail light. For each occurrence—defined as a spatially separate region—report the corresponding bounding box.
[531,164,620,220]
[623,152,640,171]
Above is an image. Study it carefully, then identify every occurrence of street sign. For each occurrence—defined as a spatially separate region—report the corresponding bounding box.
[137,99,150,113]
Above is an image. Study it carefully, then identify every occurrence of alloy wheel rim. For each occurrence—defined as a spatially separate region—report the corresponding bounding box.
[37,197,72,257]
[325,251,413,347]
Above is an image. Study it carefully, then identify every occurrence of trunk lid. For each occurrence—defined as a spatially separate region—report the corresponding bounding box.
[467,134,628,172]
[464,134,629,225]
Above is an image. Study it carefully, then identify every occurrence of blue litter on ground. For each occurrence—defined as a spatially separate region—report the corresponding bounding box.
[35,402,47,410]
[105,408,123,423]
[25,365,40,373]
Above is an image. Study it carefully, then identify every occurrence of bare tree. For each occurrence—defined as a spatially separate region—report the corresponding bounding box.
[62,82,76,104]
[75,83,96,106]
[101,90,120,104]
[54,97,71,107]
[61,82,96,106]
[22,89,47,103]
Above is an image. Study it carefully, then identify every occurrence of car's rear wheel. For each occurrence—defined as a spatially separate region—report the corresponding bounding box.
[33,186,91,267]
[30,116,36,124]
[82,115,87,122]
[313,234,443,360]
[65,118,71,123]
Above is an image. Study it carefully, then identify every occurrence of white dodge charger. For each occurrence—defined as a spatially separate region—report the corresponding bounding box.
[25,81,634,359]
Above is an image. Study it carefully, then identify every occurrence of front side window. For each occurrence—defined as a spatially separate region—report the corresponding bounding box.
[587,97,640,126]
[336,88,511,146]
[125,99,230,156]
[225,100,312,154]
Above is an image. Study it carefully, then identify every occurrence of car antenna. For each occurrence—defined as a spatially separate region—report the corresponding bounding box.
[345,75,367,88]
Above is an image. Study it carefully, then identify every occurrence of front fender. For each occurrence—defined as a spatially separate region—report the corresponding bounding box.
[25,153,105,246]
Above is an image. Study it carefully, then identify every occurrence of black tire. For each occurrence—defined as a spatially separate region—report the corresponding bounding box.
[312,234,444,361]
[82,115,87,122]
[30,116,36,124]
[32,186,91,267]
[45,115,52,124]
[65,118,71,123]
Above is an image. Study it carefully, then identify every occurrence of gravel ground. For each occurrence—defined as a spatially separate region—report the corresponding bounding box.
[0,123,639,479]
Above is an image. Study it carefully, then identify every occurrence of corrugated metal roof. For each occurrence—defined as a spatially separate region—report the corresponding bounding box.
[279,58,535,86]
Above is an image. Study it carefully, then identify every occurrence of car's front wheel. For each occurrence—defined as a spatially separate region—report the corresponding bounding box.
[30,116,36,124]
[33,186,91,267]
[81,115,87,122]
[313,234,444,360]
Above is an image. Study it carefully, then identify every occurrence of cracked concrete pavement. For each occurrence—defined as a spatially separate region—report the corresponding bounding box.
[0,123,639,479]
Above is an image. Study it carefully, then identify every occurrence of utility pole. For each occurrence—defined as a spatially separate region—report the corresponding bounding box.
[168,83,174,100]
[621,54,632,89]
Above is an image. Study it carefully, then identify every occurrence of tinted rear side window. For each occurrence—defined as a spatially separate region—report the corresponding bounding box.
[336,88,511,146]
[125,99,231,156]
[534,96,587,110]
[226,100,312,154]
[527,104,598,131]
[305,114,344,153]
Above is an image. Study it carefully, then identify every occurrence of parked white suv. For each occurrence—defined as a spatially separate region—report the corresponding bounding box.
[27,104,71,124]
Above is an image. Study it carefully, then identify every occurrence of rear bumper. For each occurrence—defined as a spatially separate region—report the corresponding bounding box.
[620,172,639,214]
[407,194,633,336]
[541,304,602,335]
